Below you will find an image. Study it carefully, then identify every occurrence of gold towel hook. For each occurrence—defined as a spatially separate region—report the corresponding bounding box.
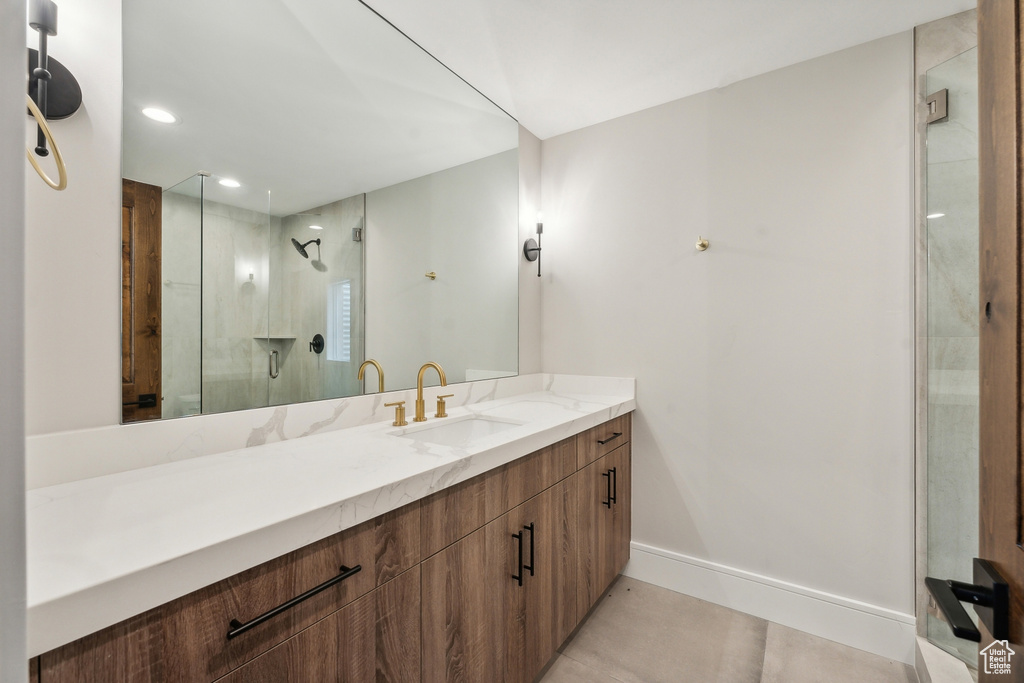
[25,93,67,191]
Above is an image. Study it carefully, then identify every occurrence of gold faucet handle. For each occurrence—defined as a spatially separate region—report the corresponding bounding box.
[435,394,455,418]
[384,401,408,427]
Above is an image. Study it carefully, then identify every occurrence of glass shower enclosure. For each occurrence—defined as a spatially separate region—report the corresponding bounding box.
[923,46,979,668]
[159,173,365,418]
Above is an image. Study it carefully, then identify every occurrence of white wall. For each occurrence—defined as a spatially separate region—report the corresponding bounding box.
[366,149,519,389]
[518,126,542,374]
[24,0,122,435]
[540,33,916,660]
[1,0,26,676]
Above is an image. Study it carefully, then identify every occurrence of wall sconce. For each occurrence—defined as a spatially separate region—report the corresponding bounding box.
[523,214,543,277]
[26,0,81,190]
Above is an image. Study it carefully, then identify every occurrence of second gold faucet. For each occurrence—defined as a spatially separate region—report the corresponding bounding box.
[357,359,384,393]
[415,362,447,422]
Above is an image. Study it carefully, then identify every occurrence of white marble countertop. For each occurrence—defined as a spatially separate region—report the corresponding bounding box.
[26,375,635,656]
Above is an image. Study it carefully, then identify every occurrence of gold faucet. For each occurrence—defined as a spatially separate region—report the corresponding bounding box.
[357,359,384,393]
[415,362,447,422]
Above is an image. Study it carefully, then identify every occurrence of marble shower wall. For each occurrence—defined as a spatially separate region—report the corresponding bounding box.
[269,194,365,405]
[201,197,276,415]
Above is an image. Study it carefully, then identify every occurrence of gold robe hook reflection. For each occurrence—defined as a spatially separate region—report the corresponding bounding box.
[696,236,709,251]
[26,93,67,191]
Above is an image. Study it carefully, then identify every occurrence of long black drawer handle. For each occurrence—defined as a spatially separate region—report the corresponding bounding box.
[512,531,524,586]
[523,523,535,577]
[227,564,361,639]
[610,466,617,505]
[602,470,612,508]
[597,432,622,445]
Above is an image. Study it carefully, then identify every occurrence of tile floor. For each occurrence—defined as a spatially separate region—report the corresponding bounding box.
[539,576,917,683]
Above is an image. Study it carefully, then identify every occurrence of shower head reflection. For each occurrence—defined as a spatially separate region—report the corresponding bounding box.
[291,237,320,259]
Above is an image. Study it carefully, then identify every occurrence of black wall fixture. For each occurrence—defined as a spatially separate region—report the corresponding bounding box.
[523,218,543,277]
[291,238,321,260]
[309,334,325,355]
[27,0,82,157]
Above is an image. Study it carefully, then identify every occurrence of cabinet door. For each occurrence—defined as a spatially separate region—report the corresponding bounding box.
[519,478,577,683]
[422,481,578,683]
[421,519,509,683]
[218,566,420,683]
[576,443,631,617]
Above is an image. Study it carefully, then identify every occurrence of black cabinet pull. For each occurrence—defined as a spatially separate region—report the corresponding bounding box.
[597,432,622,445]
[602,470,612,508]
[610,467,617,505]
[227,564,361,639]
[512,530,524,586]
[523,523,535,577]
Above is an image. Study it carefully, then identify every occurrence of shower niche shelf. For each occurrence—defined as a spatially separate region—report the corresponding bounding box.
[253,335,296,340]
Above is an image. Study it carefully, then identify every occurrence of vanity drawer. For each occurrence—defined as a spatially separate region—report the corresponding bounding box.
[577,414,632,469]
[39,503,420,682]
[161,502,419,681]
[420,436,576,558]
[162,522,376,681]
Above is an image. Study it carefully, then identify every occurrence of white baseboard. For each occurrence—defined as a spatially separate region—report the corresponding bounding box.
[624,542,918,665]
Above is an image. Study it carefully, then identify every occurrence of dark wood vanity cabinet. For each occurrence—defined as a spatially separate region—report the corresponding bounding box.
[33,414,632,683]
[420,477,577,683]
[420,417,632,683]
[37,503,420,682]
[577,443,632,616]
[218,566,420,682]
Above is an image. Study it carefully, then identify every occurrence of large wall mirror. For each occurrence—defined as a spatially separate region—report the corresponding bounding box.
[120,0,519,423]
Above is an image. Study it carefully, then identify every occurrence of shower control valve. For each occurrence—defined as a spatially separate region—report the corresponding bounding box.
[310,333,325,354]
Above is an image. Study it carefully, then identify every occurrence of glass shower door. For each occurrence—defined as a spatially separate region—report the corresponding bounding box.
[200,182,272,414]
[160,174,203,418]
[924,46,979,667]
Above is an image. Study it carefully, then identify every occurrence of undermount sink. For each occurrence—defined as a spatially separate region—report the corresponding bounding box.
[393,415,522,448]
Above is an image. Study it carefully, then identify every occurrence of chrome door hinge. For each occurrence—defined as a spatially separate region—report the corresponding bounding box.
[926,89,949,124]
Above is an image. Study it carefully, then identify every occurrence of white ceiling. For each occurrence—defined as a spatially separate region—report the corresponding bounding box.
[122,0,975,214]
[122,0,517,215]
[364,0,976,140]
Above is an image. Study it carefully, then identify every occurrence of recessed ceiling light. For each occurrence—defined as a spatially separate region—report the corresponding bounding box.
[141,107,178,124]
[927,213,945,219]
[309,225,323,230]
[219,178,241,188]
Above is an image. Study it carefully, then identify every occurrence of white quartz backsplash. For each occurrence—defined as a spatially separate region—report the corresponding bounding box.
[27,373,631,489]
